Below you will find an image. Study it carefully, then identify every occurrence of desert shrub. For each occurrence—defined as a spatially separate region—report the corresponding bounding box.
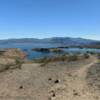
[34,57,48,63]
[67,54,79,61]
[34,57,51,66]
[97,53,100,59]
[83,53,90,59]
[89,52,96,55]
[86,51,96,55]
[34,55,69,66]
[15,57,24,69]
[0,52,3,55]
[0,64,10,72]
[15,58,23,64]
[0,63,16,72]
[0,51,5,56]
[50,48,64,53]
[51,55,68,62]
[34,54,79,66]
[34,53,90,66]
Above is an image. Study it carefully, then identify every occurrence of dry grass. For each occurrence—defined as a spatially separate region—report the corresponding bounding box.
[33,53,90,66]
[15,57,24,69]
[83,53,90,59]
[0,57,24,72]
[3,48,26,59]
[97,53,100,59]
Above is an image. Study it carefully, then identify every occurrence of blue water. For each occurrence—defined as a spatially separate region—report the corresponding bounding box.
[0,43,100,59]
[0,43,60,59]
[0,43,59,49]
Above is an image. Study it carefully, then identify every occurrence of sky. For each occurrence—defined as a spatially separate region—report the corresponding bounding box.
[0,0,100,40]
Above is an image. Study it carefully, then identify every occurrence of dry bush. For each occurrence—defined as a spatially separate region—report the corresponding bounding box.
[67,54,79,61]
[15,57,24,69]
[34,53,90,66]
[97,53,100,59]
[83,53,90,59]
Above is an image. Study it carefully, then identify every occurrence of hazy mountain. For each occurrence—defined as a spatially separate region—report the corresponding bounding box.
[0,37,99,46]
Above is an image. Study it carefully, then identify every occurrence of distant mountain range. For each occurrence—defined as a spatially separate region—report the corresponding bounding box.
[0,37,100,46]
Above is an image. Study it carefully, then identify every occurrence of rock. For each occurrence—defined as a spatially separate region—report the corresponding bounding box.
[3,49,26,59]
[32,48,50,53]
[19,85,23,89]
[48,78,52,81]
[0,58,16,72]
[32,48,64,53]
[73,90,80,96]
[54,80,60,84]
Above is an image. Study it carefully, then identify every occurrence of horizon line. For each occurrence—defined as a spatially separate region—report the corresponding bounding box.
[0,36,99,41]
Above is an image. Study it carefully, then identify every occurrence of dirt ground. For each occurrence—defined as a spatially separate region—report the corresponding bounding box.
[0,56,99,100]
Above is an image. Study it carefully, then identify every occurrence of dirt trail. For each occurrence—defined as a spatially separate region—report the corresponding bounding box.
[52,57,99,100]
[77,58,98,78]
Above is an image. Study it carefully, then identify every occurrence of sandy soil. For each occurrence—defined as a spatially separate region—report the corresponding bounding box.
[86,62,100,96]
[0,57,99,100]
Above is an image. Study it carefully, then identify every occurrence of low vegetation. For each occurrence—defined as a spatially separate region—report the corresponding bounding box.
[0,49,26,72]
[59,45,100,49]
[0,64,11,72]
[97,53,100,59]
[15,57,24,69]
[0,56,25,72]
[0,50,5,56]
[33,53,90,66]
[49,48,64,53]
[83,53,90,59]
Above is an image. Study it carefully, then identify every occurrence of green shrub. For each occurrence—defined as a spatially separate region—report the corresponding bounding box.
[83,53,90,59]
[15,57,24,69]
[68,55,78,61]
[0,51,5,56]
[97,53,100,59]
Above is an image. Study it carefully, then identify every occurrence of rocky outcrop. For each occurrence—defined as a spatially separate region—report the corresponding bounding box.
[0,57,16,72]
[32,48,64,53]
[3,49,26,59]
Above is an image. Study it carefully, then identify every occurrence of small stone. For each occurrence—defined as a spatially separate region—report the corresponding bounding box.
[52,93,56,97]
[19,85,23,89]
[54,80,59,84]
[73,92,80,96]
[50,90,56,98]
[73,90,79,96]
[48,78,52,81]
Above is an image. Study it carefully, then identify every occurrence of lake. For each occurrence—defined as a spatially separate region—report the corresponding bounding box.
[0,43,100,59]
